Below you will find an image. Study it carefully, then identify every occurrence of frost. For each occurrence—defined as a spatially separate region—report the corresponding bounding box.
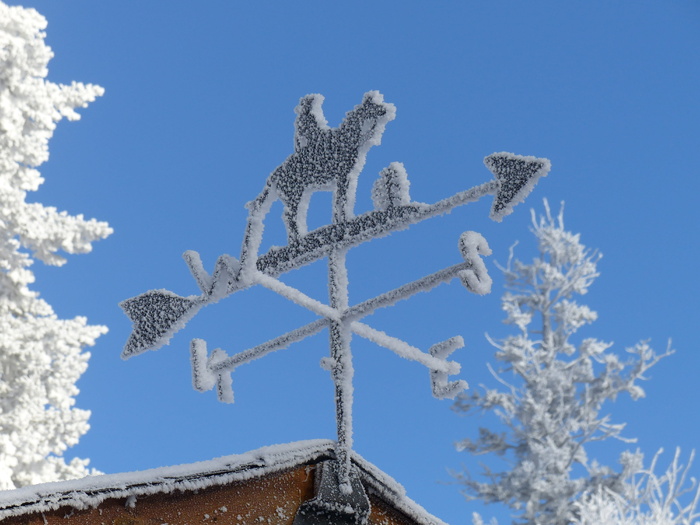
[295,459,370,524]
[574,449,700,525]
[120,91,550,502]
[485,152,550,222]
[454,201,673,525]
[458,231,493,295]
[371,162,411,211]
[120,290,203,358]
[0,440,448,525]
[429,337,468,400]
[183,250,214,294]
[246,91,396,242]
[191,339,216,392]
[216,362,234,404]
[0,2,110,489]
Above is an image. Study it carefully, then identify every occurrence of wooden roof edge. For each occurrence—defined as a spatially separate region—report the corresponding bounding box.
[0,440,448,525]
[349,452,448,525]
[0,439,335,519]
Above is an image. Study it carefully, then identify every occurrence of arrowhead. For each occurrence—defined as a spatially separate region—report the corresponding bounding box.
[485,152,551,222]
[120,289,203,359]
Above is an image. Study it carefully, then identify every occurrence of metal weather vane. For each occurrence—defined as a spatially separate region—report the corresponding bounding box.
[120,91,550,523]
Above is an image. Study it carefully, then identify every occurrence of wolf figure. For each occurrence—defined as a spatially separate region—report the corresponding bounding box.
[247,91,396,242]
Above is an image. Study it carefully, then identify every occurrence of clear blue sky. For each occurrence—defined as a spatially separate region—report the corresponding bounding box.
[9,1,700,523]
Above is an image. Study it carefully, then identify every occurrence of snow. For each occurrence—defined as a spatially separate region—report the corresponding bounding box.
[0,1,110,489]
[454,202,674,525]
[0,440,448,525]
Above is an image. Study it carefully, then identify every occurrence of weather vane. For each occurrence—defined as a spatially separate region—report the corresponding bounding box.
[120,91,550,524]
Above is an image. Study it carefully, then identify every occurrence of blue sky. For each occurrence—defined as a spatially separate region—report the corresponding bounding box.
[8,1,700,523]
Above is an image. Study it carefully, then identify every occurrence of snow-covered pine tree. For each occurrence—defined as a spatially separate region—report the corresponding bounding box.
[453,201,671,525]
[0,2,111,488]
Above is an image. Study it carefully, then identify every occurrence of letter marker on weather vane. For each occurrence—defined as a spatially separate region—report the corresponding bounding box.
[120,91,551,524]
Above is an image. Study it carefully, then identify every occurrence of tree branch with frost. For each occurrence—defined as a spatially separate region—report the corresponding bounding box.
[453,201,673,525]
[573,449,700,525]
[0,2,110,489]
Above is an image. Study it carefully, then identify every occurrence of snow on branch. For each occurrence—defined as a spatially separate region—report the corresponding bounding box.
[0,2,110,489]
[454,202,676,525]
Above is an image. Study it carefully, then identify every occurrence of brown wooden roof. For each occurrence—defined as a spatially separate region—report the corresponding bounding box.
[0,440,448,525]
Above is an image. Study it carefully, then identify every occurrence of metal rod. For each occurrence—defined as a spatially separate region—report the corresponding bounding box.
[350,321,456,373]
[328,246,354,492]
[344,261,471,322]
[210,318,328,373]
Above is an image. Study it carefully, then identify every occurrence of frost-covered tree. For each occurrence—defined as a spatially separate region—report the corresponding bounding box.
[573,449,700,525]
[0,2,111,489]
[453,201,672,524]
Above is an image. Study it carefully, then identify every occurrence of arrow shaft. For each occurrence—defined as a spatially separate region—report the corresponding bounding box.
[350,321,456,373]
[210,317,329,373]
[210,261,474,373]
[254,271,340,321]
[255,181,498,278]
[344,261,472,322]
[426,180,497,218]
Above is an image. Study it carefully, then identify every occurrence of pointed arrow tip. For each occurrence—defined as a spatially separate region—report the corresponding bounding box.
[485,152,551,222]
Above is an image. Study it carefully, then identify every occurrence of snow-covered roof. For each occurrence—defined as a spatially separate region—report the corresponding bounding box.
[0,439,447,525]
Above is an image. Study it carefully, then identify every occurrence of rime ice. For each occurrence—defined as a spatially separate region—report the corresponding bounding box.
[120,91,551,519]
[122,290,202,357]
[0,2,110,489]
[485,152,550,222]
[454,202,674,525]
[247,91,396,241]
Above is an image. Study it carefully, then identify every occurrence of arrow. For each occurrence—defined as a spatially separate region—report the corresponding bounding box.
[120,290,203,359]
[122,227,494,358]
[121,152,550,355]
[485,152,551,222]
[254,153,549,279]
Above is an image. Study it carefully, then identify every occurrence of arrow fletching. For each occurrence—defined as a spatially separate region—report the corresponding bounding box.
[485,152,551,222]
[120,289,204,359]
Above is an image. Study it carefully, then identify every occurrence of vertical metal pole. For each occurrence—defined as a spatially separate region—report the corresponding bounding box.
[328,245,354,493]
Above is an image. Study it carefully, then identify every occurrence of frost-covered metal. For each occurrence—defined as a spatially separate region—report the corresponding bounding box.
[120,91,550,522]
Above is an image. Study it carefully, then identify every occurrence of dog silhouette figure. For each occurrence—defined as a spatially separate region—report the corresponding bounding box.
[247,91,396,242]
